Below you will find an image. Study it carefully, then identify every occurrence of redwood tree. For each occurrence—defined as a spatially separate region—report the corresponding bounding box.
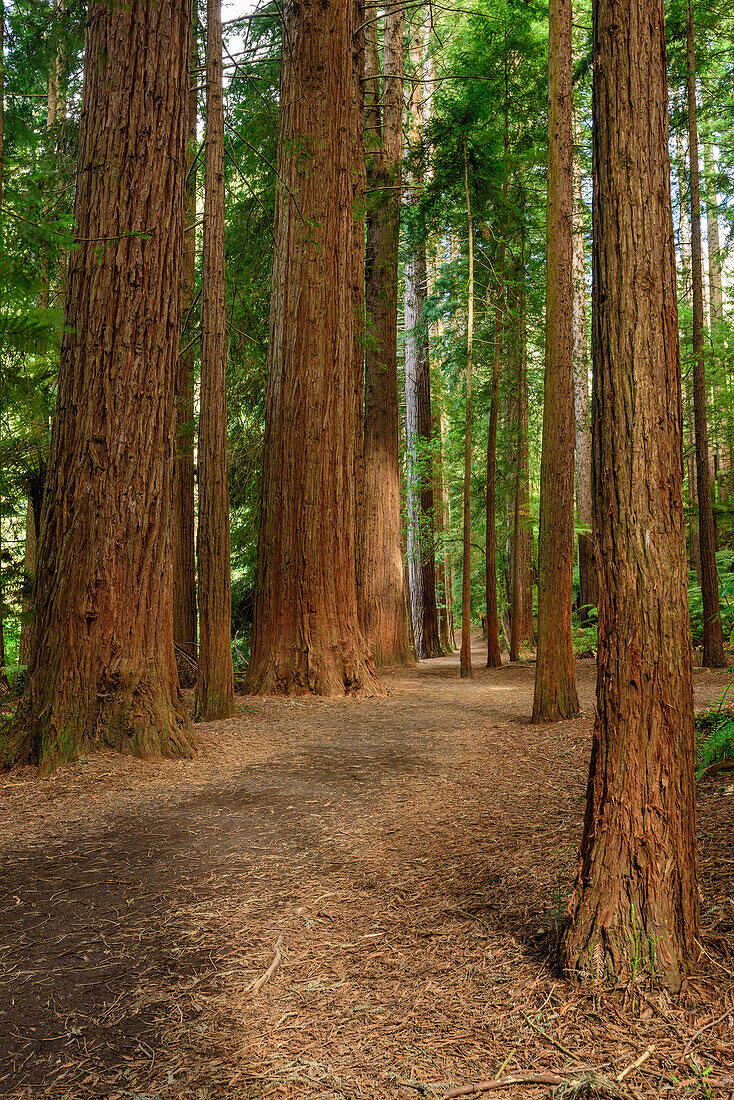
[533,0,579,721]
[6,0,193,769]
[460,140,474,679]
[196,0,235,720]
[562,0,699,990]
[173,6,199,670]
[510,247,534,660]
[404,21,441,660]
[360,3,412,666]
[245,0,381,697]
[685,0,725,668]
[572,119,596,624]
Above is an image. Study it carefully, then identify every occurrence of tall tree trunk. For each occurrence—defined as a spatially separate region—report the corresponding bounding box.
[460,140,474,679]
[703,136,730,543]
[485,249,503,669]
[19,8,59,669]
[173,4,199,670]
[360,3,411,666]
[703,139,723,326]
[404,21,440,660]
[434,405,454,652]
[245,0,381,697]
[18,498,36,671]
[562,0,699,990]
[485,78,507,670]
[0,508,5,688]
[0,0,5,687]
[533,0,579,721]
[686,384,701,578]
[196,0,234,719]
[7,0,193,770]
[572,119,596,624]
[685,0,725,668]
[510,245,534,660]
[676,126,701,577]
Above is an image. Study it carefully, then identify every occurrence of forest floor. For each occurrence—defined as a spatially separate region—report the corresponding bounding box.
[2,639,734,1100]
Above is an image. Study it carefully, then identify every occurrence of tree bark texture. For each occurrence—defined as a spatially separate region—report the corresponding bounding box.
[702,137,730,542]
[703,139,723,326]
[460,142,474,679]
[676,131,701,576]
[196,0,235,720]
[360,3,412,666]
[572,123,597,624]
[404,23,440,660]
[685,1,725,668]
[510,265,534,660]
[173,4,199,669]
[245,0,381,697]
[562,0,699,991]
[19,34,60,669]
[533,0,579,721]
[435,408,456,651]
[485,254,503,669]
[8,0,193,770]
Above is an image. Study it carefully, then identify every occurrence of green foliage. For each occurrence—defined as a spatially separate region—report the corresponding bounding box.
[688,551,734,647]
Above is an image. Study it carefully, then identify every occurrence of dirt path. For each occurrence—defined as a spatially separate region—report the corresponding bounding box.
[2,641,734,1099]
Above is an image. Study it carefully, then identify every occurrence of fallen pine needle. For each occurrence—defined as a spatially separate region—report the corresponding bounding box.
[442,1073,563,1098]
[248,935,283,993]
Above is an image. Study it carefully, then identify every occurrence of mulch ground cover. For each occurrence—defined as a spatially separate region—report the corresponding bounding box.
[1,645,734,1099]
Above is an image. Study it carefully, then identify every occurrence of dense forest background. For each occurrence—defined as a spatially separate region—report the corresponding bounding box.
[3,0,734,1077]
[1,0,732,691]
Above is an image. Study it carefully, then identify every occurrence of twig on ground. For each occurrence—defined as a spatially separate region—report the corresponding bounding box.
[682,1007,733,1056]
[442,1073,563,1099]
[617,1046,653,1081]
[493,1049,515,1079]
[519,1008,585,1065]
[249,935,284,993]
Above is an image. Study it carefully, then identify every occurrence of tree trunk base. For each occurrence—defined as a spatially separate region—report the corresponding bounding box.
[245,645,385,698]
[2,683,194,773]
[562,893,695,993]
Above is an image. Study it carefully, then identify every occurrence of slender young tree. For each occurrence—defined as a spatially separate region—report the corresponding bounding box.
[533,0,579,721]
[460,140,474,679]
[485,267,503,669]
[196,0,235,719]
[360,3,412,666]
[675,124,701,576]
[404,20,441,659]
[572,118,596,624]
[703,137,723,326]
[563,0,699,990]
[685,0,725,668]
[19,14,61,669]
[5,0,193,769]
[485,77,508,670]
[173,4,199,669]
[510,241,534,660]
[246,0,381,696]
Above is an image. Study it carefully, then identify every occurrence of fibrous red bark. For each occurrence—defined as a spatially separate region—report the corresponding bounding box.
[685,1,726,668]
[173,6,199,671]
[245,0,382,697]
[404,21,440,661]
[562,0,699,990]
[196,0,235,720]
[572,121,596,624]
[533,0,579,721]
[360,3,412,667]
[7,0,193,770]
